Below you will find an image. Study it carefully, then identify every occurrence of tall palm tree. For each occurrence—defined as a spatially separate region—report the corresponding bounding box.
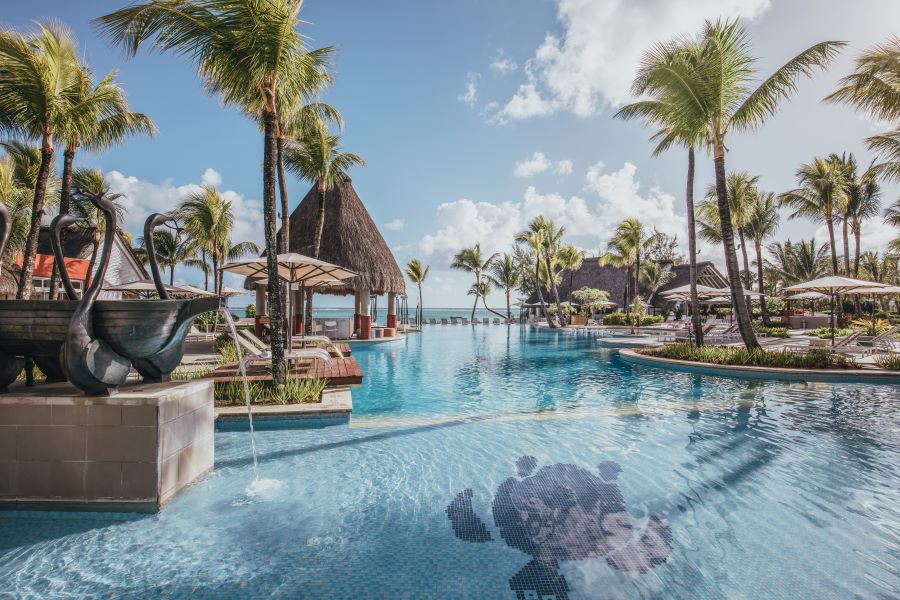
[404,259,429,325]
[886,198,900,253]
[70,168,127,287]
[743,191,780,324]
[535,217,566,326]
[451,243,498,320]
[778,157,849,276]
[486,253,521,320]
[97,0,331,385]
[599,218,658,311]
[514,225,547,321]
[639,261,675,304]
[0,22,83,299]
[638,19,843,349]
[703,172,758,291]
[137,228,197,286]
[0,141,59,267]
[0,153,33,263]
[50,64,155,298]
[831,153,881,277]
[467,277,506,320]
[556,244,584,303]
[764,239,831,289]
[617,40,708,344]
[826,38,900,183]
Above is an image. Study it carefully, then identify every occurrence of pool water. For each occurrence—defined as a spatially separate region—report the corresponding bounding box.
[2,326,899,599]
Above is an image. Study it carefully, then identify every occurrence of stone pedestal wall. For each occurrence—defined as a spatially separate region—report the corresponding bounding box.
[0,379,214,512]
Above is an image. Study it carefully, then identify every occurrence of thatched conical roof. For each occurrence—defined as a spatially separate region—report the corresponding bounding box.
[279,178,405,296]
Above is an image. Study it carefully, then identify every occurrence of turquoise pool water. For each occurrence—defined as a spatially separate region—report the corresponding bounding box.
[2,326,899,598]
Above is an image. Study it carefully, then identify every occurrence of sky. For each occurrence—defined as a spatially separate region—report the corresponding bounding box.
[4,0,899,309]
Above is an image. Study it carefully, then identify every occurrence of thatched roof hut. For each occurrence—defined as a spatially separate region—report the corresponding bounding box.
[275,178,405,296]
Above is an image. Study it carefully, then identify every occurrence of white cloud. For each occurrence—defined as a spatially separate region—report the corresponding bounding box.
[418,161,687,262]
[513,152,574,178]
[493,0,771,121]
[201,167,222,187]
[458,72,480,108]
[105,169,264,259]
[383,218,405,231]
[489,49,518,75]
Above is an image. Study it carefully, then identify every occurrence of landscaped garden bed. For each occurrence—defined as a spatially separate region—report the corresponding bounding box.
[639,342,858,369]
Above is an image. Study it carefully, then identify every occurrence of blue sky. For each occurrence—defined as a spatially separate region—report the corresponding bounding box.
[4,0,900,308]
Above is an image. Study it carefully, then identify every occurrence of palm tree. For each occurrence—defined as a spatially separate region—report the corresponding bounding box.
[779,157,849,276]
[467,276,506,320]
[0,23,83,299]
[639,261,674,304]
[404,259,429,326]
[764,239,831,289]
[702,172,758,291]
[70,168,127,287]
[743,191,780,324]
[886,198,900,253]
[175,185,258,295]
[137,228,197,286]
[599,218,658,311]
[831,153,881,277]
[536,217,566,326]
[556,244,584,303]
[617,42,707,344]
[514,225,547,321]
[826,38,900,183]
[0,153,33,263]
[486,253,521,319]
[50,63,155,298]
[451,243,498,320]
[0,141,59,267]
[637,19,843,349]
[96,0,331,385]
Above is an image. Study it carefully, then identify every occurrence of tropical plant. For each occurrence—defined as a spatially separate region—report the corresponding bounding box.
[636,18,843,349]
[70,168,127,287]
[833,154,881,277]
[778,156,849,275]
[514,226,548,321]
[96,0,333,386]
[639,261,674,304]
[743,190,780,324]
[137,228,197,285]
[452,244,498,320]
[0,22,84,298]
[466,277,505,320]
[175,185,259,295]
[556,244,584,302]
[486,253,521,319]
[701,171,759,291]
[599,218,660,310]
[0,143,57,264]
[643,342,857,369]
[571,287,610,316]
[404,259,429,325]
[826,38,900,183]
[764,238,831,289]
[850,317,891,336]
[629,296,645,334]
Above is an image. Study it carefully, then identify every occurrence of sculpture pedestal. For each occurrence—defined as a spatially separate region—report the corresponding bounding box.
[0,379,214,513]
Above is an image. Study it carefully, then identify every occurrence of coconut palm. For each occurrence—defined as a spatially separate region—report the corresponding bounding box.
[467,277,506,321]
[96,0,332,385]
[599,218,659,311]
[0,22,84,298]
[514,226,548,321]
[0,154,33,263]
[50,64,155,298]
[764,239,831,289]
[556,244,584,303]
[778,157,849,276]
[137,228,197,286]
[451,243,498,320]
[0,141,59,266]
[535,217,566,326]
[637,19,843,348]
[702,172,758,291]
[404,259,429,326]
[826,39,900,183]
[70,168,127,287]
[486,253,521,320]
[175,185,259,296]
[830,153,882,277]
[639,261,674,304]
[743,191,780,324]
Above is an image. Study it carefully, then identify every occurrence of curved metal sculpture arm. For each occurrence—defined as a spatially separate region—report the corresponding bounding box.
[0,203,11,261]
[144,212,177,300]
[49,214,80,300]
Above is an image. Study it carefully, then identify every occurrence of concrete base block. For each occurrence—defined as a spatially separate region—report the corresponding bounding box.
[0,379,214,512]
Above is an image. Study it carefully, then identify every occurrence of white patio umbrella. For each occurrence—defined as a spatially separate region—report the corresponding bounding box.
[221,253,357,347]
[105,279,186,295]
[661,284,721,298]
[848,285,900,321]
[176,284,217,297]
[701,296,732,305]
[783,277,888,343]
[707,286,764,298]
[786,291,828,300]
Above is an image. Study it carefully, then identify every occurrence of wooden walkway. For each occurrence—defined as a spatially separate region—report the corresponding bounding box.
[290,341,351,357]
[206,356,363,386]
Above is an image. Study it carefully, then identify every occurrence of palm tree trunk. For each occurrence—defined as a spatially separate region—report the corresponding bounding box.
[470,293,478,320]
[418,283,423,326]
[686,147,703,345]
[481,295,506,319]
[506,289,511,320]
[852,221,861,278]
[170,265,175,286]
[754,239,770,326]
[825,213,839,275]
[623,265,630,308]
[634,248,641,311]
[276,136,289,254]
[263,103,285,386]
[16,138,54,299]
[534,259,547,321]
[714,145,759,350]
[737,227,753,316]
[49,144,76,299]
[312,185,326,258]
[201,249,209,290]
[841,218,851,275]
[545,255,563,327]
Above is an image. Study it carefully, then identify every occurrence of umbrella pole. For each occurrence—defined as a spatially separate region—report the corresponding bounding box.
[830,292,835,346]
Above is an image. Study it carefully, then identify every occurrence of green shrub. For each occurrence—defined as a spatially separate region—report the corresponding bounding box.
[245,303,256,318]
[807,327,852,339]
[214,377,326,405]
[874,354,900,370]
[603,312,628,326]
[752,324,790,338]
[640,315,664,325]
[214,332,249,363]
[642,342,857,369]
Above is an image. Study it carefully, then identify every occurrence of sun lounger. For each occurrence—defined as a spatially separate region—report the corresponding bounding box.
[441,318,448,325]
[493,318,500,324]
[230,330,332,367]
[482,318,489,325]
[429,318,436,325]
[462,318,469,325]
[242,329,344,358]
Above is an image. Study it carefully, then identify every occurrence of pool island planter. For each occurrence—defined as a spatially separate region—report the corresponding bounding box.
[0,379,214,513]
[215,386,353,430]
[618,349,900,384]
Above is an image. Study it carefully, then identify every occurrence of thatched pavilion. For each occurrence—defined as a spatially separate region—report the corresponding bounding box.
[250,178,405,340]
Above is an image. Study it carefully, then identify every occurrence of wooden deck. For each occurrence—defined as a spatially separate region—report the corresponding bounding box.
[290,341,351,357]
[206,356,363,386]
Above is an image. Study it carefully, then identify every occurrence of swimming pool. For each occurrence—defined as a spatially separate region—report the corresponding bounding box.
[2,326,898,598]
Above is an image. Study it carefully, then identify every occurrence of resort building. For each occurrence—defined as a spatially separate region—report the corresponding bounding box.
[249,178,405,339]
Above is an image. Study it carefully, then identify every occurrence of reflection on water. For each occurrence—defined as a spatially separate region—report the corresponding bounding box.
[0,326,898,599]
